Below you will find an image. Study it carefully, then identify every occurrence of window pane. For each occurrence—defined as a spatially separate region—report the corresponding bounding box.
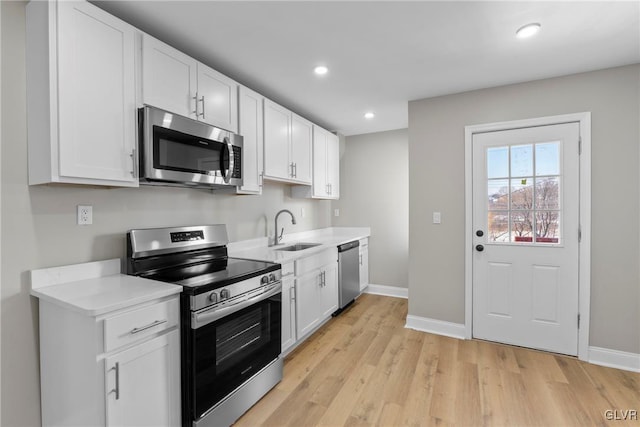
[536,177,560,209]
[488,179,509,210]
[511,178,534,210]
[511,144,533,177]
[511,211,534,243]
[535,142,560,176]
[488,211,509,242]
[535,211,560,243]
[487,147,509,178]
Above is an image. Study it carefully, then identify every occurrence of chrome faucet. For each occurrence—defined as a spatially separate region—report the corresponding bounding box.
[273,209,297,245]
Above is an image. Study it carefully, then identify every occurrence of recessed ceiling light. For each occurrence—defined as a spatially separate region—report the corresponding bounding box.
[364,112,375,120]
[516,23,541,39]
[314,65,328,76]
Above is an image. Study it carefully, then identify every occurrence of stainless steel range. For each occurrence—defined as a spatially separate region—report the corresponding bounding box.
[126,225,282,427]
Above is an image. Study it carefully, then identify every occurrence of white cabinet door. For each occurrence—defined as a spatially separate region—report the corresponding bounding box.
[142,34,197,120]
[312,126,328,198]
[295,269,323,339]
[326,132,340,199]
[319,262,339,318]
[281,275,296,353]
[291,114,313,184]
[197,64,238,132]
[105,330,181,427]
[237,86,264,194]
[359,239,369,291]
[263,99,292,181]
[56,1,137,184]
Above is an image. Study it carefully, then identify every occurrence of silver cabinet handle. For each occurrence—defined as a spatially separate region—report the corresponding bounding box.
[193,92,199,117]
[130,319,167,335]
[199,95,205,119]
[293,162,297,178]
[109,362,120,400]
[129,149,136,177]
[289,162,294,178]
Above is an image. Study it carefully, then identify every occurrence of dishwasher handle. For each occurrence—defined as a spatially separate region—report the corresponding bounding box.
[338,240,360,252]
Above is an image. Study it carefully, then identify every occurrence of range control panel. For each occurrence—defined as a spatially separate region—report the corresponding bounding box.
[170,230,205,243]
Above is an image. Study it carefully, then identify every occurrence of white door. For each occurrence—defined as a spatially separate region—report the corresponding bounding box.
[263,99,291,180]
[197,64,238,132]
[237,86,264,194]
[290,114,313,184]
[472,123,580,356]
[142,34,197,119]
[312,126,328,197]
[105,331,181,427]
[57,1,137,184]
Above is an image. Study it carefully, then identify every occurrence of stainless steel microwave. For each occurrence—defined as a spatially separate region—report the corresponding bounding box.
[138,106,243,188]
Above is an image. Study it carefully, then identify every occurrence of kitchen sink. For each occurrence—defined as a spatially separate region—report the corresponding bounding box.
[275,242,321,251]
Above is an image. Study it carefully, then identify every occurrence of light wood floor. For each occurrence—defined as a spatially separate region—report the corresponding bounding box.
[235,294,640,427]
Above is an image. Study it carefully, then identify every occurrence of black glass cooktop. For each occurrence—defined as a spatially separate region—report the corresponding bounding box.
[142,257,280,295]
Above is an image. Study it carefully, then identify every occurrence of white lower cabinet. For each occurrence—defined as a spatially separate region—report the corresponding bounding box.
[281,266,296,354]
[359,238,370,292]
[105,330,181,427]
[38,296,181,427]
[294,248,338,340]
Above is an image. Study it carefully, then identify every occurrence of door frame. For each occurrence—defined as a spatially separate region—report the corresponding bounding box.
[464,112,591,361]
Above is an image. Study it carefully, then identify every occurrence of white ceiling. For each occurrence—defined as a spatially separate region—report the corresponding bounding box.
[92,1,640,136]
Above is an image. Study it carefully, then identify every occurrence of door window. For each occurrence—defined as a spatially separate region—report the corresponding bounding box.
[486,142,561,244]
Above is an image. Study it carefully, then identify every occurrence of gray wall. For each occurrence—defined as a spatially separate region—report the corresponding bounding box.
[332,129,409,288]
[0,2,331,425]
[408,64,640,354]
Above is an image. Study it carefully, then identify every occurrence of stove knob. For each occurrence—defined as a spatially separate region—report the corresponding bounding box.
[268,273,276,282]
[208,292,218,303]
[261,276,269,285]
[220,289,230,300]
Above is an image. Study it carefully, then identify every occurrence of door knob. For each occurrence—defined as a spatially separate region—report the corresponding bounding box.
[475,244,484,252]
[476,230,484,237]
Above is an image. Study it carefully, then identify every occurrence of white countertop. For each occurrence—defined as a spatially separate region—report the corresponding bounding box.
[228,227,370,264]
[30,259,182,317]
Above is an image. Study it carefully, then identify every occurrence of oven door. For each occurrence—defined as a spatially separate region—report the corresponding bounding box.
[189,283,281,421]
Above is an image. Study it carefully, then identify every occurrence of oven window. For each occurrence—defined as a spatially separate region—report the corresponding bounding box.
[154,126,224,174]
[192,293,281,419]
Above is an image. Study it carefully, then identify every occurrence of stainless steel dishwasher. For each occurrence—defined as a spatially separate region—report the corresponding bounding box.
[334,240,360,315]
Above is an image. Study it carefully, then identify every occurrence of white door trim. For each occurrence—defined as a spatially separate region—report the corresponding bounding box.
[464,112,591,361]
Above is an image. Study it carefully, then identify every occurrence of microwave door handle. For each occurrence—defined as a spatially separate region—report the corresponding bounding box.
[222,137,234,183]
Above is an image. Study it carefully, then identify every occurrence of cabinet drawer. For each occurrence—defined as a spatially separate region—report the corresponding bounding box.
[104,298,179,352]
[281,261,294,276]
[295,248,337,276]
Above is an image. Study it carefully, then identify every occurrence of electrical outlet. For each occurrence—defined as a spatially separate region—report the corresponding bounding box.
[334,209,340,217]
[77,205,93,225]
[433,212,441,224]
[301,207,306,218]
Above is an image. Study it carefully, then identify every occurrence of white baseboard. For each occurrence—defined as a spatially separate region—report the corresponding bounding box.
[363,284,408,299]
[405,315,466,340]
[588,346,640,373]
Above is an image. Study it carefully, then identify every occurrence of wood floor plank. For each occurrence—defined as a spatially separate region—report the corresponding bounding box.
[234,295,640,427]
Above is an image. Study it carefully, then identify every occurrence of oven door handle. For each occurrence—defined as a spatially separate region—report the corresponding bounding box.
[192,282,282,329]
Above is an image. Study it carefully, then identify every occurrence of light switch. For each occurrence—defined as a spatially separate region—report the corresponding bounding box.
[433,212,441,224]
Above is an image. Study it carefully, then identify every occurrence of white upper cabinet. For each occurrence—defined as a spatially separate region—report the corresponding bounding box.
[141,35,197,120]
[263,99,312,185]
[292,125,340,199]
[291,114,313,184]
[196,64,238,132]
[237,86,264,194]
[141,34,238,133]
[26,0,138,187]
